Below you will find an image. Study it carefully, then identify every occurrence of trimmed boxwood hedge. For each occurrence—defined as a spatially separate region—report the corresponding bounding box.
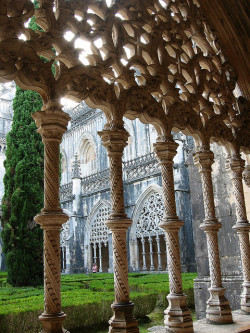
[0,272,197,333]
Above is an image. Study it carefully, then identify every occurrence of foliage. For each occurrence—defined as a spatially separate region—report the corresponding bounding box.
[0,86,44,286]
[0,272,197,333]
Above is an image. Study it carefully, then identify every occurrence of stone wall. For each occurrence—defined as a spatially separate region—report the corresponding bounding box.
[59,103,196,274]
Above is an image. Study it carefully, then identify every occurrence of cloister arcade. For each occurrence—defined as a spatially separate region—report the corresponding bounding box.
[0,0,249,332]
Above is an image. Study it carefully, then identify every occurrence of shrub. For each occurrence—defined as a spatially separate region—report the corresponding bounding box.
[0,272,197,333]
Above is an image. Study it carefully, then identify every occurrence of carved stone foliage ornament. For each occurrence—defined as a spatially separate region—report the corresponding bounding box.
[0,0,249,151]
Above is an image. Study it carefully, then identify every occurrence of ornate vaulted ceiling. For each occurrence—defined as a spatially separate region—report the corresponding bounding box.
[0,0,249,153]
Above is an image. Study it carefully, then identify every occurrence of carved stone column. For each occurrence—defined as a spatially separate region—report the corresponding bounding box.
[32,106,70,333]
[193,147,232,324]
[99,242,103,273]
[93,243,97,265]
[141,237,147,271]
[156,235,162,271]
[154,139,193,333]
[227,155,250,314]
[98,128,139,333]
[149,237,154,271]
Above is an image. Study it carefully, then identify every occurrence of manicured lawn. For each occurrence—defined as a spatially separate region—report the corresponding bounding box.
[0,271,197,333]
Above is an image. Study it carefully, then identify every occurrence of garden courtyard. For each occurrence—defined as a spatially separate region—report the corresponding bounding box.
[0,271,196,333]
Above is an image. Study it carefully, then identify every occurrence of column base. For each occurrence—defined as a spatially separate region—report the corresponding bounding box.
[109,302,139,333]
[39,312,69,333]
[206,287,233,324]
[164,294,193,333]
[241,281,250,314]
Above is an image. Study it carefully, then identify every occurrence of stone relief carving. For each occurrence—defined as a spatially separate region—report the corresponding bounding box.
[124,152,160,182]
[1,0,249,151]
[60,182,74,203]
[60,220,70,247]
[82,169,110,194]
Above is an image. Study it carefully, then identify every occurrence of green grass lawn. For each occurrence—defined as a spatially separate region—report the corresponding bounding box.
[0,271,197,333]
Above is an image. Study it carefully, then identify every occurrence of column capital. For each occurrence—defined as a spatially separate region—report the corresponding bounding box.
[32,108,70,143]
[243,165,250,188]
[153,139,178,163]
[35,211,69,229]
[98,128,129,155]
[105,217,132,231]
[226,155,245,176]
[193,147,214,172]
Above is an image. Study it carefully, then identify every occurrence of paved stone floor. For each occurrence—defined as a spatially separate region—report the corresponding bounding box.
[148,310,250,332]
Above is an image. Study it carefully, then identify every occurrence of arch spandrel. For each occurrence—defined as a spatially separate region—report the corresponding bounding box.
[0,0,249,152]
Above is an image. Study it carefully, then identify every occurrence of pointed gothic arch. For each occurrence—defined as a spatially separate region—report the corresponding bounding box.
[77,132,97,176]
[60,148,68,184]
[84,200,111,273]
[130,185,167,271]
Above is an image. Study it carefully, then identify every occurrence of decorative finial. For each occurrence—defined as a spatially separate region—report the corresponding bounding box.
[72,153,81,179]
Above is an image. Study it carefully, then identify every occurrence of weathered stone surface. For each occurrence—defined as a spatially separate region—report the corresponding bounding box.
[149,310,250,333]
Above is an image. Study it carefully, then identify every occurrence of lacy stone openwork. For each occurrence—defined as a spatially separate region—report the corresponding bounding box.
[0,0,249,332]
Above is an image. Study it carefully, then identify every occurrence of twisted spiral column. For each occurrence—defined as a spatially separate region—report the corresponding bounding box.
[193,148,232,324]
[154,139,193,333]
[32,107,70,333]
[98,127,139,333]
[227,155,250,313]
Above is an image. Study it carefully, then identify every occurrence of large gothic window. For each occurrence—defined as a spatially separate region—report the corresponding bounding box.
[89,203,110,272]
[78,134,96,176]
[136,192,167,271]
[136,192,165,238]
[90,204,110,246]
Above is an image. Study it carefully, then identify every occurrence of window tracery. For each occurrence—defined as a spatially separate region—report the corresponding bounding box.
[136,192,165,238]
[90,204,110,246]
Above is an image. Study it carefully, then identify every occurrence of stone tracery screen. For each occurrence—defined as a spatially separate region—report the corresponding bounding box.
[1,0,247,151]
[136,192,165,238]
[90,204,110,245]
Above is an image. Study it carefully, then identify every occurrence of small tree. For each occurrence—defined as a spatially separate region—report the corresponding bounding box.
[1,87,44,286]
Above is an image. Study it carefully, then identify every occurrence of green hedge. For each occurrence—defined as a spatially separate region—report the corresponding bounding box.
[0,272,197,333]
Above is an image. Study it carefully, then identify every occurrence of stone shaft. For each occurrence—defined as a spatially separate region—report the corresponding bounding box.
[154,139,193,333]
[33,107,70,333]
[193,148,232,324]
[98,127,139,332]
[228,155,250,313]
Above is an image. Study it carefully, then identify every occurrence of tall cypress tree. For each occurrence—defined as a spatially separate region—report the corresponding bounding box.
[1,87,44,286]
